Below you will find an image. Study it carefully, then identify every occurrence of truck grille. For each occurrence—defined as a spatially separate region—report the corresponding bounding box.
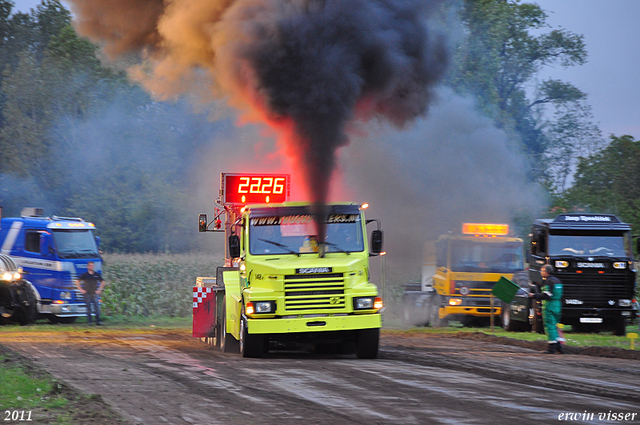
[283,273,345,311]
[560,273,633,307]
[74,289,85,302]
[454,280,496,296]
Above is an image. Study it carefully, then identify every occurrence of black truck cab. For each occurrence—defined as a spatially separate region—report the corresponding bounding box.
[529,214,637,335]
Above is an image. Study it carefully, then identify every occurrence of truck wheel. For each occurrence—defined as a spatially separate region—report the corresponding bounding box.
[532,309,544,334]
[421,295,433,327]
[220,303,239,354]
[429,295,447,327]
[240,317,264,358]
[0,306,16,324]
[355,328,379,359]
[17,284,37,325]
[612,317,626,336]
[501,303,521,331]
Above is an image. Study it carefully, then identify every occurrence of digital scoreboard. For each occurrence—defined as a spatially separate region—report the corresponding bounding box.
[221,173,290,205]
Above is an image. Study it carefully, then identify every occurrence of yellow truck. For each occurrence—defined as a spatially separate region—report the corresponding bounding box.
[193,173,384,358]
[402,223,524,327]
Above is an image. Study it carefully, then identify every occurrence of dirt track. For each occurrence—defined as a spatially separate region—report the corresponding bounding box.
[2,329,640,425]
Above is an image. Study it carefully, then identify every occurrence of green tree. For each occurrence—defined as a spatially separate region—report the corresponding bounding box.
[562,135,640,229]
[450,0,597,181]
[544,100,604,193]
[0,50,48,177]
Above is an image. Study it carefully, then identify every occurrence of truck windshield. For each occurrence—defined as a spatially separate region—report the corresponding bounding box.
[53,229,99,259]
[450,241,523,273]
[249,213,364,255]
[548,234,630,257]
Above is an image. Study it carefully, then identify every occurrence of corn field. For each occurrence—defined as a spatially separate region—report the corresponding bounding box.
[101,253,222,317]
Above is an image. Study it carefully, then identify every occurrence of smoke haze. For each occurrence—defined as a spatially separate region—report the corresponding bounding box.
[66,0,449,241]
[60,0,545,286]
[339,87,545,283]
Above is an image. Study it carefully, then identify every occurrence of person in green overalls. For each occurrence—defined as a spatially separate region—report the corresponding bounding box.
[530,264,564,354]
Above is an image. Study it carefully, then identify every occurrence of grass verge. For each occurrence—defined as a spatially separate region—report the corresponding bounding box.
[0,345,125,424]
[384,323,640,350]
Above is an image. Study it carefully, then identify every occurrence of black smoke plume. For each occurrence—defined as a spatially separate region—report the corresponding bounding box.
[67,0,449,243]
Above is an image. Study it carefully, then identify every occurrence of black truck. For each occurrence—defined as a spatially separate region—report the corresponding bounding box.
[521,213,637,335]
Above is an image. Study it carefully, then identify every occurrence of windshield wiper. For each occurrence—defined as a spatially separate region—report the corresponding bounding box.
[79,249,98,258]
[58,250,80,258]
[323,241,350,254]
[257,239,300,256]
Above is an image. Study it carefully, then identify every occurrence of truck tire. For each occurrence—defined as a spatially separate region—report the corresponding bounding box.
[501,303,517,331]
[500,303,529,332]
[532,308,544,334]
[421,295,434,327]
[17,284,37,325]
[355,328,379,359]
[220,302,239,354]
[1,282,37,325]
[429,295,447,327]
[0,305,16,324]
[612,317,626,336]
[240,316,264,358]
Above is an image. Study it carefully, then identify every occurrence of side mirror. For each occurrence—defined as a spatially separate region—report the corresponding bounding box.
[39,232,53,257]
[95,236,101,248]
[229,234,241,258]
[370,230,383,254]
[199,214,208,232]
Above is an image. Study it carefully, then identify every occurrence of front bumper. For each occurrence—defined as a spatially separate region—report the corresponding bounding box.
[40,302,87,317]
[441,305,501,318]
[247,313,381,335]
[562,307,636,322]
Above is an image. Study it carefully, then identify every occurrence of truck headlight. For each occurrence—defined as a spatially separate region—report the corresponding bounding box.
[555,261,569,268]
[449,298,462,306]
[246,301,275,315]
[613,262,626,269]
[353,297,382,310]
[1,272,12,281]
[619,299,632,307]
[354,297,374,309]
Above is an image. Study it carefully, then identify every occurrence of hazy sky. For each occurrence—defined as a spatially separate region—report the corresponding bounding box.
[10,0,640,140]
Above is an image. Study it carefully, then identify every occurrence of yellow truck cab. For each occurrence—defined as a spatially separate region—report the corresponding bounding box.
[193,174,384,358]
[403,223,524,327]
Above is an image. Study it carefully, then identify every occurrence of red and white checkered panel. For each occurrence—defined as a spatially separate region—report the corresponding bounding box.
[193,286,213,308]
[192,287,216,338]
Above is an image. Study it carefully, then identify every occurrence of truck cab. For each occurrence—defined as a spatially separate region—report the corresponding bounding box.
[529,213,637,335]
[0,208,102,323]
[403,223,524,327]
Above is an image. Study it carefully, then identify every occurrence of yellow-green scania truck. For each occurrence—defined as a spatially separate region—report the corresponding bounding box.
[192,173,384,358]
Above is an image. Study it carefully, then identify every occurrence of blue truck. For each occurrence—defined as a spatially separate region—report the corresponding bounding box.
[0,207,102,324]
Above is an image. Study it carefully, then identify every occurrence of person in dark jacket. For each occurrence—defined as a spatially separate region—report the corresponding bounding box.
[75,261,104,325]
[530,264,564,354]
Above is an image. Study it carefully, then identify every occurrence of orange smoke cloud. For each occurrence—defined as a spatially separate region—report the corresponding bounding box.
[67,0,449,240]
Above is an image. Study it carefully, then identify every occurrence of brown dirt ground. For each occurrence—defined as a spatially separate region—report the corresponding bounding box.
[1,329,639,424]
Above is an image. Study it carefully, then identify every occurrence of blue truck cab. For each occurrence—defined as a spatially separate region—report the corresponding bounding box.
[0,207,102,323]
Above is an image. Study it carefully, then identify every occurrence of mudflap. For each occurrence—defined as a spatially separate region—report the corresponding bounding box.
[193,284,224,338]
